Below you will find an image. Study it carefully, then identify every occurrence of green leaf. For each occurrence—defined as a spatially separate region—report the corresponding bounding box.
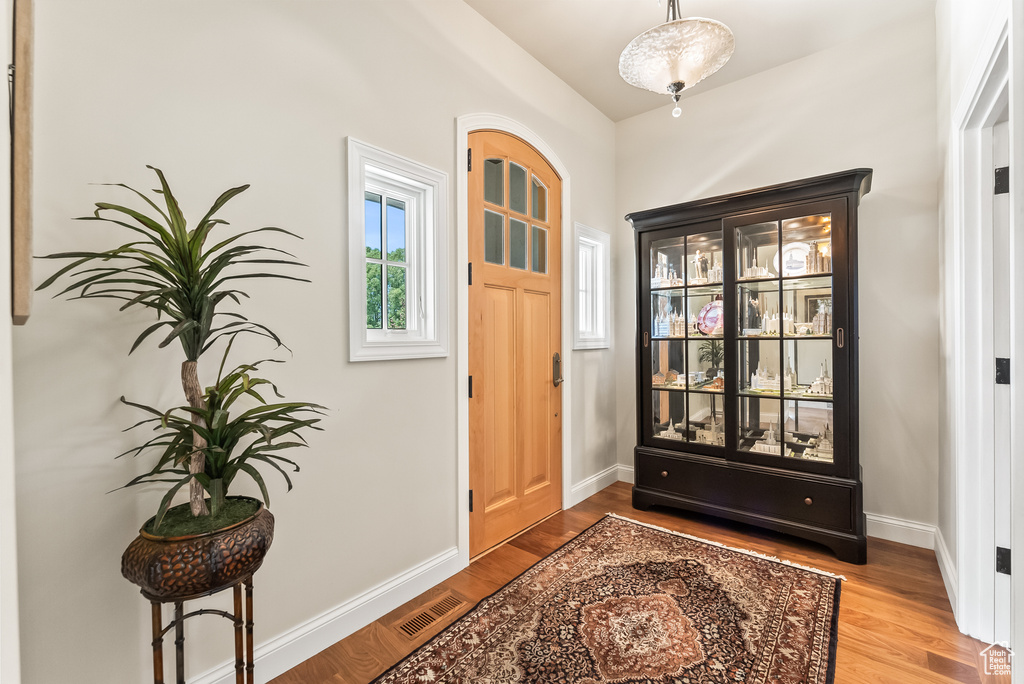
[153,477,193,533]
[158,319,198,349]
[236,462,270,508]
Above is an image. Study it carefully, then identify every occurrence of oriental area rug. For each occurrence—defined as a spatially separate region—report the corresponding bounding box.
[373,515,843,684]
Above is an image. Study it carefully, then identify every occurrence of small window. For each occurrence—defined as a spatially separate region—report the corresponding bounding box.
[348,138,449,361]
[574,223,611,350]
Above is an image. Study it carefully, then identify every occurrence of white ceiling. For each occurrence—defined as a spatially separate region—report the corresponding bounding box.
[462,0,936,122]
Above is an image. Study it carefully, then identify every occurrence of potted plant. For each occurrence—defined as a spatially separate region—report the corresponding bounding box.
[698,338,723,377]
[38,166,323,599]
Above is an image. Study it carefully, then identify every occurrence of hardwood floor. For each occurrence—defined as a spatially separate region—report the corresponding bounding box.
[270,482,1008,684]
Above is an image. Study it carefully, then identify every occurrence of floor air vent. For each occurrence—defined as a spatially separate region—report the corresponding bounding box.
[397,594,466,638]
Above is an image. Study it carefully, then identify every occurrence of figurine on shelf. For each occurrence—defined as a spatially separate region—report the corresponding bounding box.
[760,309,795,336]
[751,420,784,455]
[811,303,832,336]
[743,256,771,279]
[806,360,833,396]
[745,296,762,332]
[750,364,793,393]
[707,257,723,284]
[689,249,710,285]
[659,419,683,441]
[805,242,832,275]
[695,414,725,445]
[803,419,834,460]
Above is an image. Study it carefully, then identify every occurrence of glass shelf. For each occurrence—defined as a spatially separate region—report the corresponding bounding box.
[782,274,832,289]
[688,284,725,297]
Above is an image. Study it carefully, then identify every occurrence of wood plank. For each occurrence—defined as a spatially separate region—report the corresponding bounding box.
[270,482,998,684]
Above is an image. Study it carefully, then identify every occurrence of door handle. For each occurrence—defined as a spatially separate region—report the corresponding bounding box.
[553,353,564,387]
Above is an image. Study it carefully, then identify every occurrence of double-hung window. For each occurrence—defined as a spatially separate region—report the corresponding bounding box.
[348,138,448,361]
[573,222,611,349]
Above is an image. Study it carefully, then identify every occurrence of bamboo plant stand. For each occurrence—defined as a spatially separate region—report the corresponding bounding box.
[145,574,256,684]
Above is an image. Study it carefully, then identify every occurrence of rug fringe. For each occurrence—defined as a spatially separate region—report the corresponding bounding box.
[605,513,848,581]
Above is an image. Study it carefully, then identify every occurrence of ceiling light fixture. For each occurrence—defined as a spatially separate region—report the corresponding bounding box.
[618,0,735,118]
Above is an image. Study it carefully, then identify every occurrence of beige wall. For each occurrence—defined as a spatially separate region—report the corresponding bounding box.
[1,4,22,683]
[614,10,942,528]
[12,1,617,682]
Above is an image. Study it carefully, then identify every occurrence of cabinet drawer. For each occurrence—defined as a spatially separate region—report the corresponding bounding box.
[636,451,853,531]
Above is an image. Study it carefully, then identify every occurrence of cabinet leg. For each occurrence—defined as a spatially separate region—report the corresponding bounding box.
[830,537,868,564]
[151,601,164,684]
[631,488,653,511]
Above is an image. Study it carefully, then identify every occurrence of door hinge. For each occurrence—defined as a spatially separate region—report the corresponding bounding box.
[997,546,1011,575]
[468,375,473,398]
[468,262,473,285]
[995,166,1009,195]
[469,489,474,513]
[996,357,1010,385]
[468,148,472,172]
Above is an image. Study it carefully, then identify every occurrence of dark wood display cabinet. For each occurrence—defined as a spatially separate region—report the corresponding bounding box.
[626,169,872,564]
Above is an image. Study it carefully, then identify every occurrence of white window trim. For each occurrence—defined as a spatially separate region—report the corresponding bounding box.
[347,137,448,361]
[573,222,611,350]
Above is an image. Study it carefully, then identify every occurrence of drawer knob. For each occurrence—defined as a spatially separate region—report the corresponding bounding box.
[661,470,669,478]
[804,497,813,506]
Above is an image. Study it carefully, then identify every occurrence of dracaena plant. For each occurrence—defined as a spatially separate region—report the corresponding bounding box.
[38,166,312,518]
[120,345,325,531]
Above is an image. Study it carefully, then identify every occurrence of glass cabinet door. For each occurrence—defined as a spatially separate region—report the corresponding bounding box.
[645,228,726,450]
[731,203,845,472]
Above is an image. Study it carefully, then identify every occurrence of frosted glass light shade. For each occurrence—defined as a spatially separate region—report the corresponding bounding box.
[619,17,734,94]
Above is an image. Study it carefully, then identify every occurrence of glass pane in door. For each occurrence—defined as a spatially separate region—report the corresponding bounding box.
[686,231,724,285]
[781,213,832,276]
[784,400,834,463]
[652,289,685,338]
[651,237,686,288]
[510,218,528,270]
[653,390,687,442]
[531,226,547,273]
[738,339,784,396]
[738,397,784,456]
[736,221,778,280]
[782,277,832,337]
[738,279,780,337]
[484,210,504,265]
[651,340,685,389]
[509,163,528,215]
[687,339,724,390]
[689,392,725,446]
[531,176,547,220]
[687,287,724,338]
[484,158,504,206]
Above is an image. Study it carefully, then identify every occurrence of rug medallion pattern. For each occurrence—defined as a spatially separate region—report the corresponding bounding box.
[373,515,841,684]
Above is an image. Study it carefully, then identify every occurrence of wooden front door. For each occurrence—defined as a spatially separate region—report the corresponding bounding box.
[468,130,562,557]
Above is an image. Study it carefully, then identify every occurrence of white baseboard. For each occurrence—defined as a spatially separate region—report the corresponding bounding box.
[865,512,935,549]
[192,546,462,684]
[934,528,959,620]
[569,464,622,507]
[617,463,634,484]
